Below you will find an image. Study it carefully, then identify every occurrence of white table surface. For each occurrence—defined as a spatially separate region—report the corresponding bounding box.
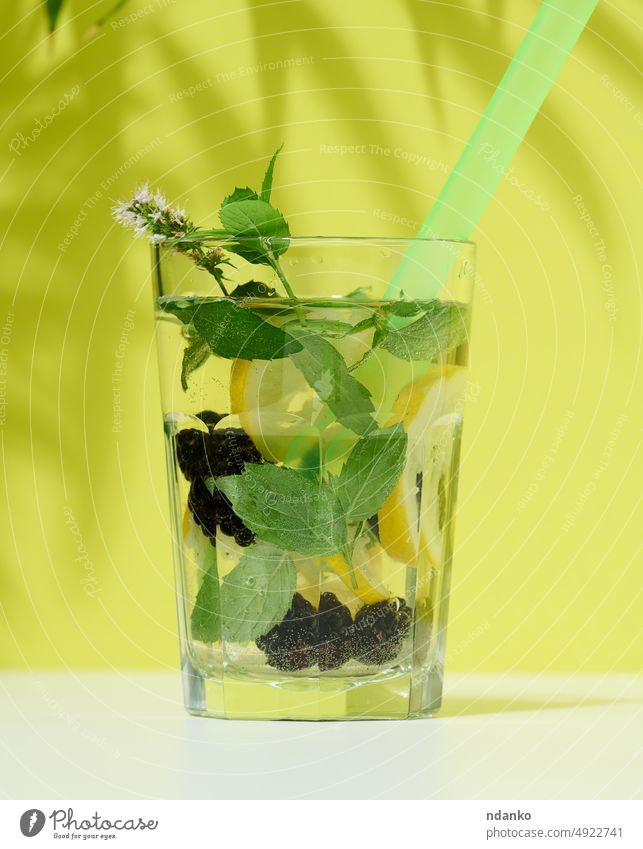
[1,671,641,800]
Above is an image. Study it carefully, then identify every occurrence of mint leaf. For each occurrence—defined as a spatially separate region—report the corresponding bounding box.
[331,424,408,522]
[191,546,221,643]
[217,464,347,556]
[382,301,422,317]
[220,199,289,237]
[181,334,210,391]
[378,302,469,361]
[220,541,295,642]
[222,187,258,207]
[260,145,283,203]
[230,280,277,299]
[287,326,376,435]
[346,315,378,336]
[163,299,301,361]
[284,318,355,338]
[219,199,290,265]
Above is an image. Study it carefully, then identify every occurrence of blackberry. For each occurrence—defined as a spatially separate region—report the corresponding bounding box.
[256,593,319,671]
[177,410,263,547]
[187,476,257,546]
[351,598,412,666]
[212,429,262,475]
[187,477,230,539]
[175,410,261,483]
[233,525,255,547]
[175,427,212,481]
[317,592,354,671]
[175,410,225,481]
[218,517,236,538]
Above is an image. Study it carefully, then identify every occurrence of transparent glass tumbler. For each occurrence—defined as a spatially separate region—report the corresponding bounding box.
[152,237,475,719]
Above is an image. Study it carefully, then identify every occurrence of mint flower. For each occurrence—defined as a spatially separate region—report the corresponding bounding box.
[112,184,229,293]
[112,184,191,244]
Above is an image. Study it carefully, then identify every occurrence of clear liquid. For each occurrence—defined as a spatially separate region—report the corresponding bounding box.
[155,298,469,719]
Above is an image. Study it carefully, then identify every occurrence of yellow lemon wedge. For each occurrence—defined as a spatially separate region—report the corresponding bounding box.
[229,356,322,465]
[378,364,467,567]
[318,536,390,604]
[321,555,385,604]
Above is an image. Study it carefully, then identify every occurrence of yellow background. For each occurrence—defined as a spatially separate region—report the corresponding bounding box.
[0,0,640,673]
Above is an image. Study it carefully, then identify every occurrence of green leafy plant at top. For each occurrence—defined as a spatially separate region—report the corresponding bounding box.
[114,148,468,637]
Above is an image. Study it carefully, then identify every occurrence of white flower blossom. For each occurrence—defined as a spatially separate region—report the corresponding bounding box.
[134,183,152,204]
[153,190,168,210]
[112,184,194,246]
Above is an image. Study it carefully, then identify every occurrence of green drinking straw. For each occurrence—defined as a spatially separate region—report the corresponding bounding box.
[385,0,599,299]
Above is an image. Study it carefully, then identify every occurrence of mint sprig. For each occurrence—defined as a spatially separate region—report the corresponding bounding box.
[214,147,306,324]
[216,146,289,267]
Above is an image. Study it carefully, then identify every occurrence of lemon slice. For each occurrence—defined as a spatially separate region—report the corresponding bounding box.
[318,535,390,604]
[378,365,466,566]
[230,356,322,464]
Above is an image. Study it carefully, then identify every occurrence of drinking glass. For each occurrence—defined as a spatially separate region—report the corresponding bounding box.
[152,237,474,720]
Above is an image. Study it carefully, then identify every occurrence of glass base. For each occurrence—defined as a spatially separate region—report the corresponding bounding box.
[181,655,444,721]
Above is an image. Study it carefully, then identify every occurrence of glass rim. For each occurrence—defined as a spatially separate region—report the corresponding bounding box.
[161,235,476,248]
